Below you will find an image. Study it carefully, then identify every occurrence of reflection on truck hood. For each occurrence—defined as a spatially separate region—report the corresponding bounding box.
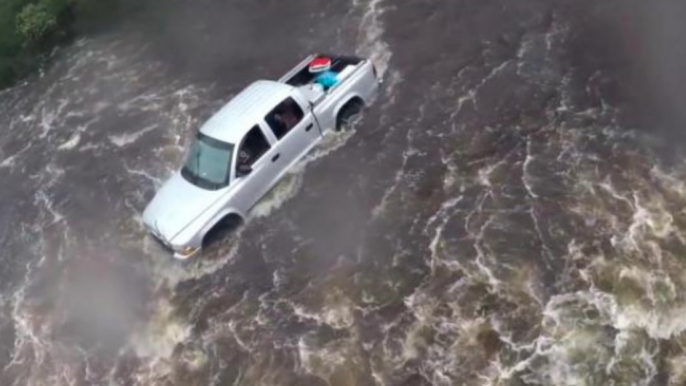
[142,172,222,242]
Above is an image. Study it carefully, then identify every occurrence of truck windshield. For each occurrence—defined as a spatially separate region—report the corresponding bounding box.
[181,133,234,190]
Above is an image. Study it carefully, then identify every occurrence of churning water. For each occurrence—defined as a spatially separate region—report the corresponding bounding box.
[2,0,686,385]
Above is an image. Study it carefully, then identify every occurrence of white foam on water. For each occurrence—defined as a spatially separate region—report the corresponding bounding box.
[3,247,63,386]
[522,138,539,198]
[651,164,686,197]
[289,289,356,330]
[130,298,191,359]
[487,274,673,385]
[57,133,81,150]
[600,189,680,265]
[117,91,167,113]
[35,191,65,225]
[371,119,418,218]
[0,143,32,169]
[424,195,463,273]
[38,98,69,139]
[57,117,100,152]
[470,209,502,291]
[124,165,165,189]
[142,226,245,292]
[354,0,392,77]
[249,129,357,219]
[108,124,159,147]
[297,335,357,382]
[668,354,686,385]
[129,300,194,386]
[0,34,219,385]
[401,290,438,361]
[248,170,306,220]
[452,60,512,117]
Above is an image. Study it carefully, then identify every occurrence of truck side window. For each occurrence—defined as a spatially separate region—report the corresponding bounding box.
[265,97,304,139]
[237,126,270,170]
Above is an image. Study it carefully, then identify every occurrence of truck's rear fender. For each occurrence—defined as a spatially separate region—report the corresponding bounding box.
[358,60,382,102]
[309,59,377,132]
[335,62,379,112]
[333,63,377,114]
[334,94,365,123]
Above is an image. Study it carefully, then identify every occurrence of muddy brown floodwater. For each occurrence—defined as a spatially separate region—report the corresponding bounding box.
[2,0,686,385]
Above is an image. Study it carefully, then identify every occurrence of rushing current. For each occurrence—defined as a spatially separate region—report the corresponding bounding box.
[2,0,686,385]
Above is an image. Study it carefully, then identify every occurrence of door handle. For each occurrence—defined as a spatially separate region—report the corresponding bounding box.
[305,123,314,132]
[272,153,281,162]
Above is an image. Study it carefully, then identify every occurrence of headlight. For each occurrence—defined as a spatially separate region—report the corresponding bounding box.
[176,246,197,257]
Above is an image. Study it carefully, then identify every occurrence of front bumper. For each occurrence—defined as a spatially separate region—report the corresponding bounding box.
[147,226,200,260]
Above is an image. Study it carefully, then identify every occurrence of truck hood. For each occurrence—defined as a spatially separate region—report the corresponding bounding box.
[143,172,223,242]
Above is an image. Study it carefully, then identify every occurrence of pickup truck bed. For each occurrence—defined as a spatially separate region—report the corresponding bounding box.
[280,55,364,88]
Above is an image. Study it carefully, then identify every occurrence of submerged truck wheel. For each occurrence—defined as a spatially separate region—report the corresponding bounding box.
[202,214,244,251]
[336,98,365,131]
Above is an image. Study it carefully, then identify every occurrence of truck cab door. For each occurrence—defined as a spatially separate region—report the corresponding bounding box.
[230,124,282,212]
[264,96,320,173]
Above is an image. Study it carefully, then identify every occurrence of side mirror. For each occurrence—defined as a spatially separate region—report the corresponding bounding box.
[237,164,252,177]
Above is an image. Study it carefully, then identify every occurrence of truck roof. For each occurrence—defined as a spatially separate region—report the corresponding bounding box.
[200,80,295,144]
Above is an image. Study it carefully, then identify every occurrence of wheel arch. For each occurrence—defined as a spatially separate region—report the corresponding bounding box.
[201,210,244,248]
[334,95,366,129]
[334,95,365,122]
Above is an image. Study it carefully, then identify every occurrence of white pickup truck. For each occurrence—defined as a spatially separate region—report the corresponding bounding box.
[143,54,381,259]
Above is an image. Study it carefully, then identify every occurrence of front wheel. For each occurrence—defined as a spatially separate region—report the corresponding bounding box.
[336,100,364,131]
[202,214,244,253]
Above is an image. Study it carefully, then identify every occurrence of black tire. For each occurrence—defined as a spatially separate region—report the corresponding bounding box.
[202,214,243,251]
[336,99,364,131]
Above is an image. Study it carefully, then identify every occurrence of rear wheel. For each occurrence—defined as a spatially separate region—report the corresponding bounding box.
[336,99,364,131]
